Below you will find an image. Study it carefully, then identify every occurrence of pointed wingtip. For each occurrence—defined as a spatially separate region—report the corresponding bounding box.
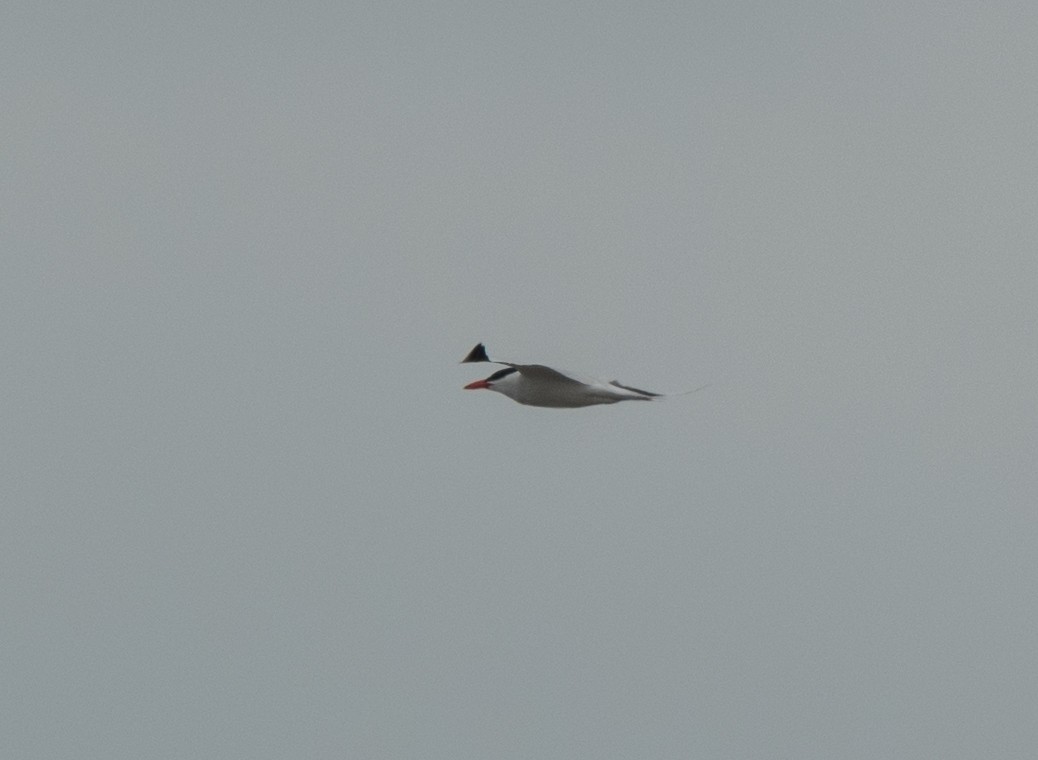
[608,380,662,398]
[460,343,490,363]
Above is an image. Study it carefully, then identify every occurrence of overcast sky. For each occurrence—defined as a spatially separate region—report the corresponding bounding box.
[3,2,1037,758]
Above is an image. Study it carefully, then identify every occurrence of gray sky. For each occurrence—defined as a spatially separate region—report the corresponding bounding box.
[3,2,1037,758]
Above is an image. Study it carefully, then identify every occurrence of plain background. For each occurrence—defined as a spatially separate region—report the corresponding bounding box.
[3,2,1037,758]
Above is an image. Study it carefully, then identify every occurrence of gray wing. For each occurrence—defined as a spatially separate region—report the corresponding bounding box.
[515,363,593,387]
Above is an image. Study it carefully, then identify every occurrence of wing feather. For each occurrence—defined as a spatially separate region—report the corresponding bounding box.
[608,380,661,397]
[515,364,590,387]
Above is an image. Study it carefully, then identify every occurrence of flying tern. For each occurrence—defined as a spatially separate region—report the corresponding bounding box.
[460,343,699,408]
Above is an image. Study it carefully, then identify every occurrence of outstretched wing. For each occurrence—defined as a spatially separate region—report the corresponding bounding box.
[460,343,493,363]
[460,342,518,366]
[515,363,592,388]
[608,380,661,398]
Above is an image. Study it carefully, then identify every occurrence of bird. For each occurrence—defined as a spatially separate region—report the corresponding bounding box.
[460,342,689,408]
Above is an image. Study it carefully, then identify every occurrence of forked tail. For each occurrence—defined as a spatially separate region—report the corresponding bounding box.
[672,383,711,396]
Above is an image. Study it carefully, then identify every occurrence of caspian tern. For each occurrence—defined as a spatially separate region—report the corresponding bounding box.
[461,343,672,408]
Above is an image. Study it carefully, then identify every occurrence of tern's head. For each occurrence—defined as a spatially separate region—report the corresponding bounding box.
[463,366,517,392]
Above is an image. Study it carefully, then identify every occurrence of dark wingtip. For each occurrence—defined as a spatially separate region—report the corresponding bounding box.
[460,343,490,363]
[609,380,662,397]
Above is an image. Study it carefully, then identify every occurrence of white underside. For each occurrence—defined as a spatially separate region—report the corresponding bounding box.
[491,371,656,408]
